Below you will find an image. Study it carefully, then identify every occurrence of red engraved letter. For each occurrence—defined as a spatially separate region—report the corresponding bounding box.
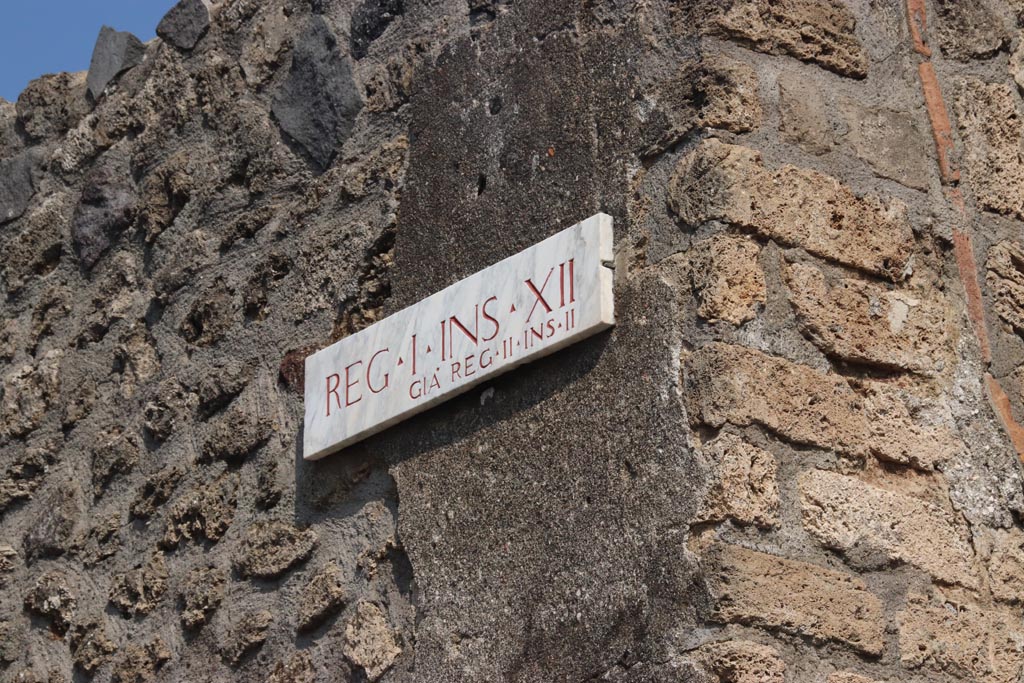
[481,296,500,342]
[326,373,342,417]
[367,348,390,394]
[525,268,554,323]
[344,361,363,407]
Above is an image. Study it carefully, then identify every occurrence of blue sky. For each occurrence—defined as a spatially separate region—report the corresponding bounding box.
[0,1,176,102]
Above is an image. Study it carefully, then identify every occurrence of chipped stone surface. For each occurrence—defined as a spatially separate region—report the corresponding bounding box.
[108,553,168,617]
[161,473,238,548]
[222,610,273,666]
[955,80,1024,221]
[669,139,914,280]
[694,640,786,683]
[69,620,117,674]
[785,262,950,373]
[704,543,885,655]
[987,240,1024,335]
[111,638,170,683]
[799,469,977,587]
[344,601,401,682]
[24,571,76,635]
[298,562,347,631]
[179,565,226,629]
[1,349,62,439]
[988,528,1024,604]
[233,520,316,579]
[689,235,765,325]
[695,433,778,528]
[898,589,1024,683]
[704,0,868,78]
[684,343,960,469]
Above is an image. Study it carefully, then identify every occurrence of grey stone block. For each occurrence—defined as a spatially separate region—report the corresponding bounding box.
[157,0,211,51]
[0,148,41,225]
[271,17,362,171]
[86,25,145,99]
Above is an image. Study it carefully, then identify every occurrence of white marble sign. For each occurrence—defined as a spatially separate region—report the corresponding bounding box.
[303,213,615,460]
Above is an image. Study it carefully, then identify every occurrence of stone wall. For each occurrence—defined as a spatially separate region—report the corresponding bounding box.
[1,0,1024,681]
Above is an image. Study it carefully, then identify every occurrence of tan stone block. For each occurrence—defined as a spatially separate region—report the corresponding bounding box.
[779,71,833,155]
[799,469,977,587]
[668,139,914,280]
[838,99,934,191]
[986,240,1024,335]
[690,235,765,325]
[898,589,1024,683]
[705,0,867,79]
[785,262,949,373]
[988,528,1024,604]
[696,433,779,528]
[696,56,762,133]
[696,640,785,683]
[955,80,1024,220]
[704,543,886,655]
[683,343,960,469]
[344,602,401,682]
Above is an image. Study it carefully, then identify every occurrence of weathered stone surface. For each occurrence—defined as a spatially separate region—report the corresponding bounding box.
[179,279,235,347]
[838,99,933,191]
[668,139,914,280]
[0,441,55,513]
[350,0,404,60]
[108,554,168,617]
[987,240,1024,335]
[799,469,977,587]
[694,640,786,683]
[111,638,170,683]
[91,428,139,497]
[76,511,122,567]
[70,157,137,270]
[222,610,272,666]
[684,343,960,469]
[344,601,401,682]
[703,543,885,655]
[778,71,833,155]
[298,562,347,632]
[86,26,146,99]
[157,0,211,51]
[69,620,117,674]
[695,433,778,528]
[23,482,82,562]
[179,565,225,629]
[161,473,238,548]
[271,16,362,170]
[644,54,762,156]
[898,589,1024,682]
[1,193,70,292]
[24,571,76,635]
[0,618,20,664]
[827,674,884,683]
[15,71,90,141]
[0,149,41,225]
[704,0,868,78]
[129,465,184,519]
[201,392,273,463]
[785,262,949,373]
[988,528,1024,603]
[933,0,1011,60]
[0,543,17,585]
[267,651,316,683]
[1,350,62,439]
[234,520,316,579]
[689,235,765,325]
[955,80,1024,221]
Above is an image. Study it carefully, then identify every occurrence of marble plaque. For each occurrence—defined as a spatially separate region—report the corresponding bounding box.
[303,213,615,460]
